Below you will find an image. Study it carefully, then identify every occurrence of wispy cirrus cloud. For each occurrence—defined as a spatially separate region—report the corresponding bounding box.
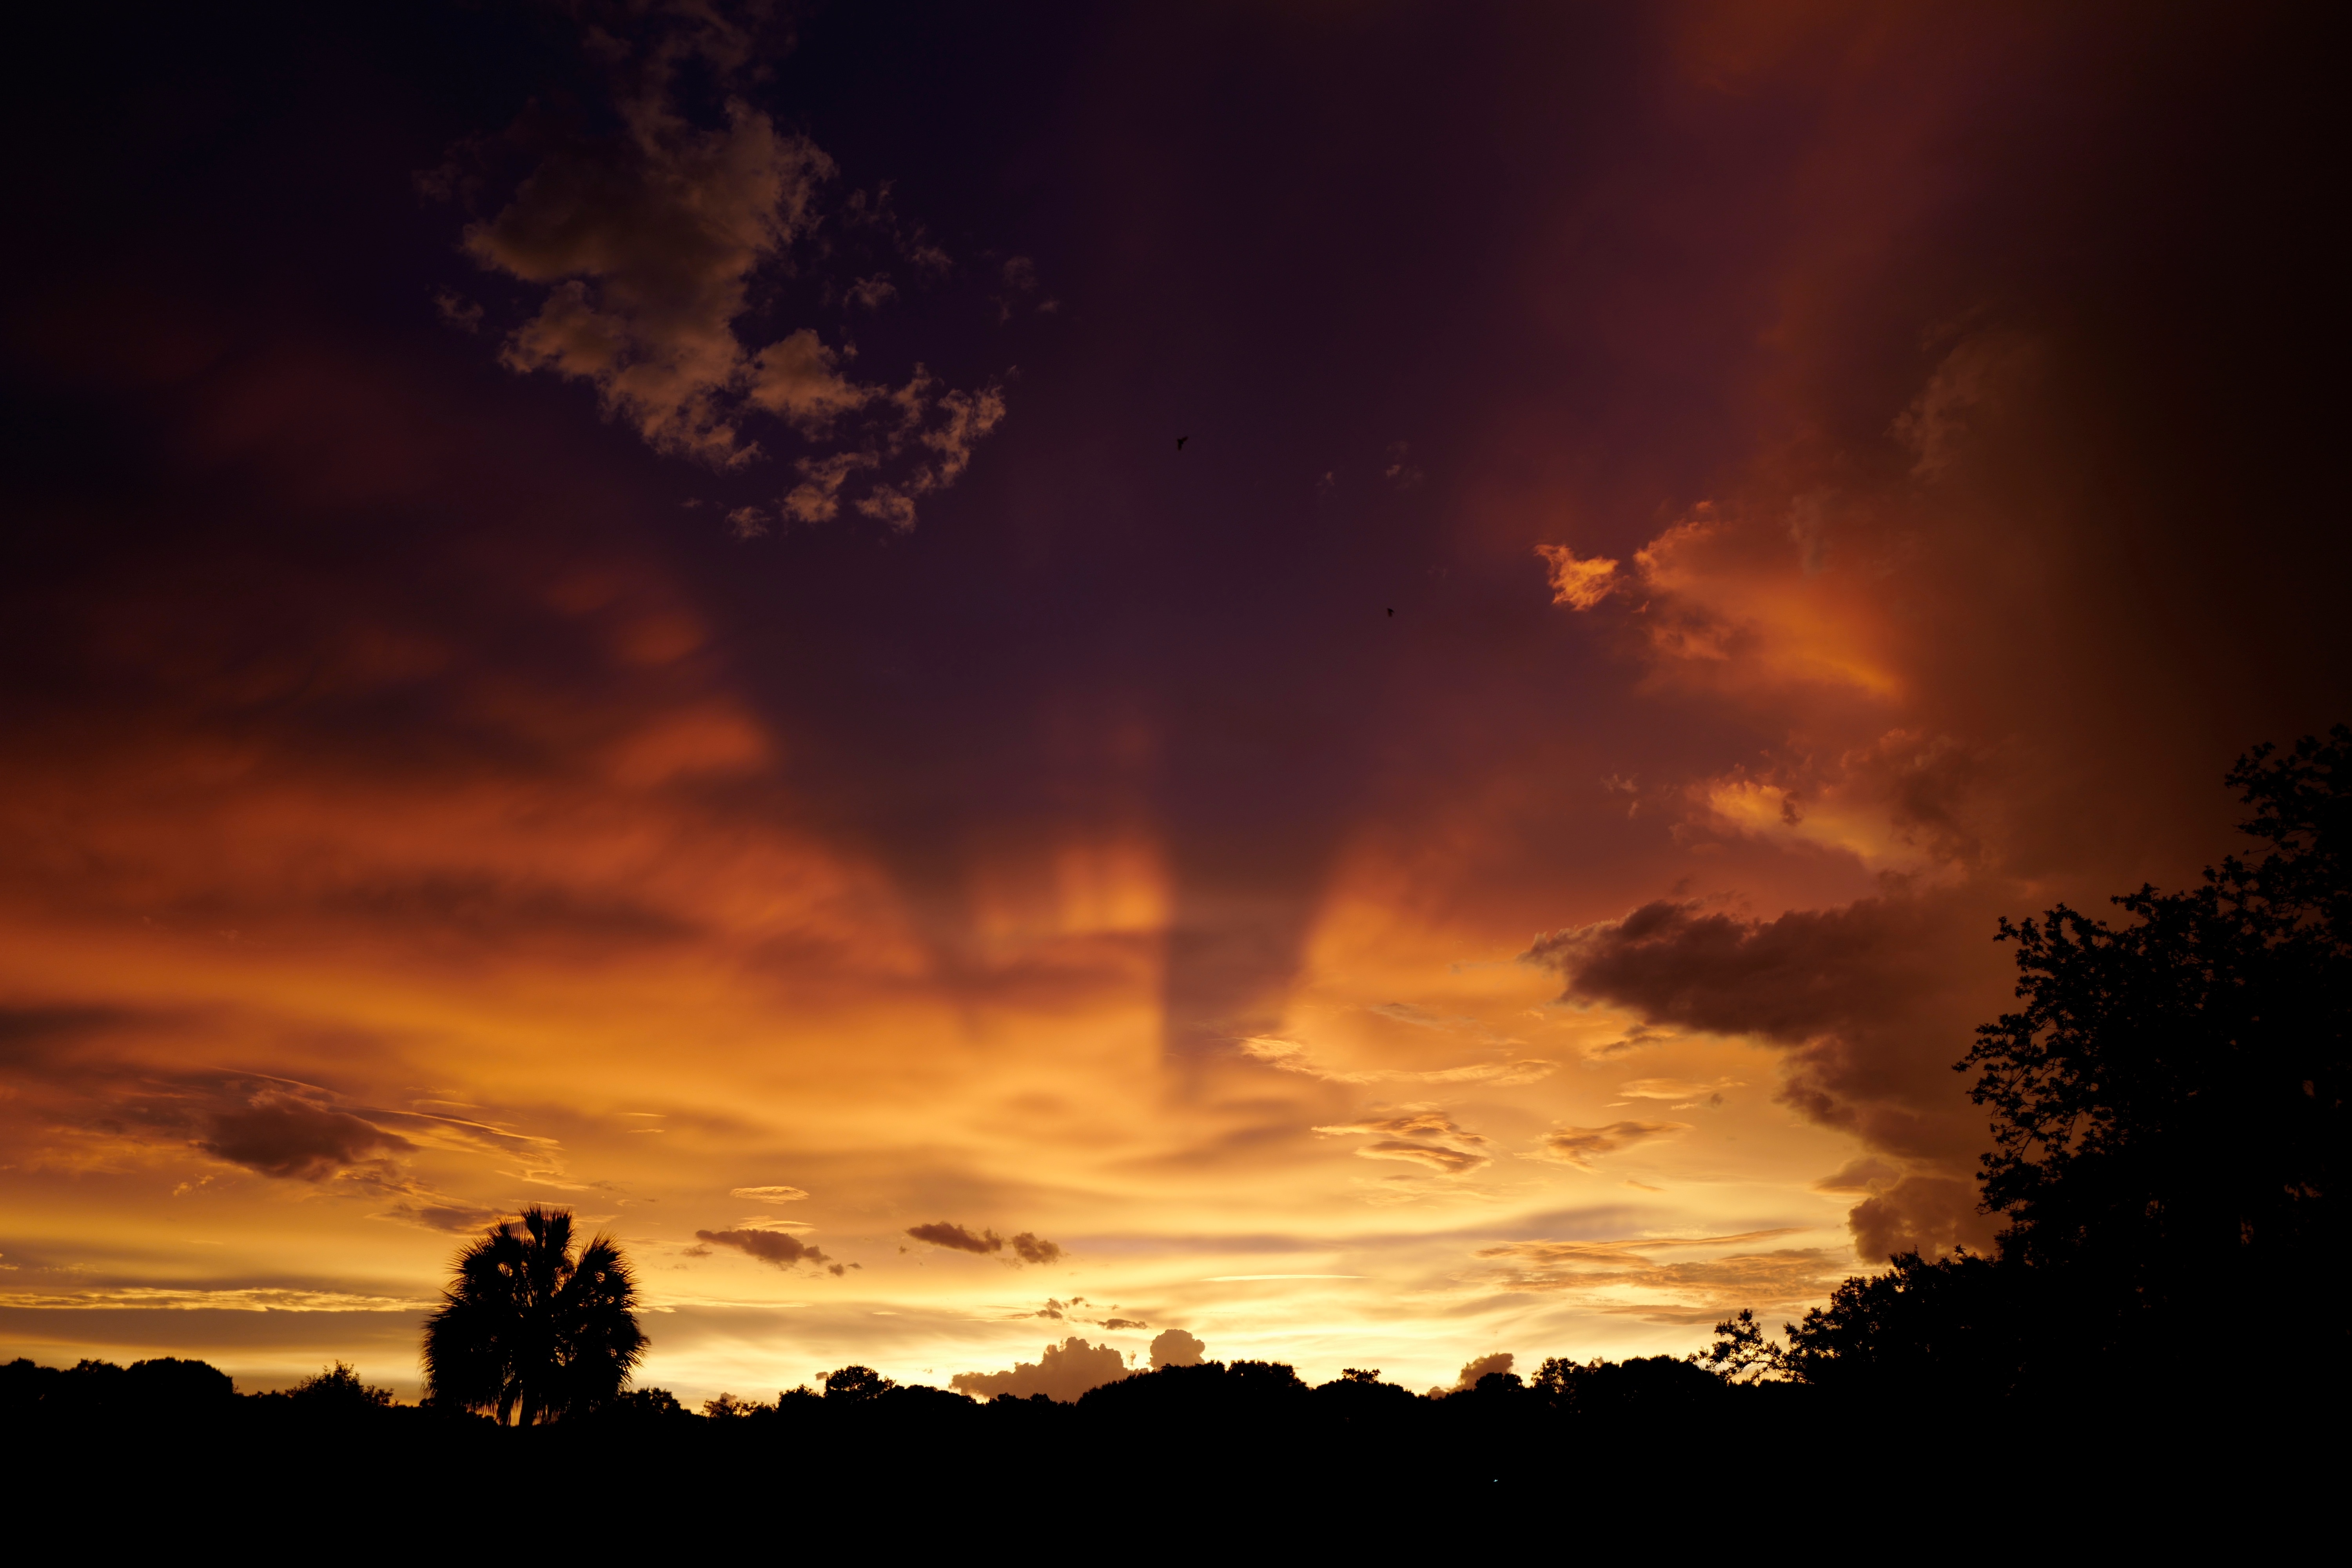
[1531,1120,1690,1169]
[1315,1111,1495,1175]
[0,1286,432,1312]
[1474,1230,1842,1324]
[1239,1035,1555,1087]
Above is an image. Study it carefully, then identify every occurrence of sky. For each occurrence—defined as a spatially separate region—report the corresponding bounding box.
[2,0,2343,1403]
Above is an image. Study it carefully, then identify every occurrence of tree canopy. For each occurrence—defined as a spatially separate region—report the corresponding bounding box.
[423,1206,646,1425]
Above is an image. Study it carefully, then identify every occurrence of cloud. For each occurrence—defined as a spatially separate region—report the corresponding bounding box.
[743,328,874,435]
[1240,1035,1556,1087]
[432,290,482,333]
[1535,543,1619,609]
[203,1092,412,1180]
[1149,1329,1205,1368]
[1454,1351,1514,1389]
[1009,1232,1064,1266]
[1617,1076,1743,1106]
[1314,1111,1487,1143]
[372,1199,507,1233]
[1811,1156,1903,1194]
[1316,1111,1494,1174]
[950,1337,1129,1402]
[694,1228,833,1270]
[780,449,878,524]
[850,378,1009,532]
[1357,1140,1490,1173]
[1846,1174,1982,1261]
[1475,1231,1847,1324]
[1479,1228,1806,1268]
[730,1185,810,1204]
[0,1287,431,1312]
[1890,331,2038,481]
[1534,1120,1689,1169]
[1100,1317,1148,1331]
[1522,892,2008,1187]
[470,102,840,468]
[906,1221,999,1254]
[905,1222,1063,1264]
[455,25,1004,525]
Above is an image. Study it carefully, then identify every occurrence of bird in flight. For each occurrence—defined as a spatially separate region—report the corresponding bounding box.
[1176,436,1188,450]
[1386,607,1394,617]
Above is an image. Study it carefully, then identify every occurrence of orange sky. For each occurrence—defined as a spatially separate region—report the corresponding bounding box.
[3,0,2342,1402]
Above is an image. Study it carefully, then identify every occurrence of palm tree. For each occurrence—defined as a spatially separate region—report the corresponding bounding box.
[422,1206,646,1424]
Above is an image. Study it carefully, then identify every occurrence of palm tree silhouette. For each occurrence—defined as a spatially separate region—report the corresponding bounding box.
[423,1206,646,1424]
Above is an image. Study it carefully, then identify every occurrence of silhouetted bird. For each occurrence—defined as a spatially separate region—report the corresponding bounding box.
[1176,436,1188,450]
[1386,607,1394,617]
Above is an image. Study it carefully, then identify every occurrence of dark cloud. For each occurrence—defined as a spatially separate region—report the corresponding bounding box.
[906,1222,1062,1264]
[1148,1329,1204,1369]
[452,7,1005,526]
[203,1093,411,1181]
[1525,893,2011,1250]
[1526,899,1942,1046]
[1846,1174,1984,1263]
[372,1200,506,1233]
[1009,1232,1063,1266]
[1100,1317,1148,1331]
[906,1221,1000,1254]
[1453,1351,1514,1390]
[695,1228,834,1270]
[949,1337,1127,1403]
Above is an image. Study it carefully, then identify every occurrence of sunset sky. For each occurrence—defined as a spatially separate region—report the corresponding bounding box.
[3,0,2341,1403]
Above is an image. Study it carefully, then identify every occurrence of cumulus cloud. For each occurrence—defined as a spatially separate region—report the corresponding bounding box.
[950,1337,1129,1402]
[1454,1351,1515,1389]
[780,448,878,524]
[1315,1110,1494,1174]
[1533,1120,1689,1169]
[1534,543,1619,609]
[203,1092,412,1180]
[850,377,1008,532]
[1149,1329,1205,1368]
[1845,1173,1983,1261]
[694,1227,833,1270]
[454,21,1005,527]
[468,100,841,468]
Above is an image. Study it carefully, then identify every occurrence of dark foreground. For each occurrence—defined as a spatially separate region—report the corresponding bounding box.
[5,1352,2326,1543]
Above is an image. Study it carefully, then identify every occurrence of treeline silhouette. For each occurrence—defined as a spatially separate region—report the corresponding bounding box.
[7,732,2343,1505]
